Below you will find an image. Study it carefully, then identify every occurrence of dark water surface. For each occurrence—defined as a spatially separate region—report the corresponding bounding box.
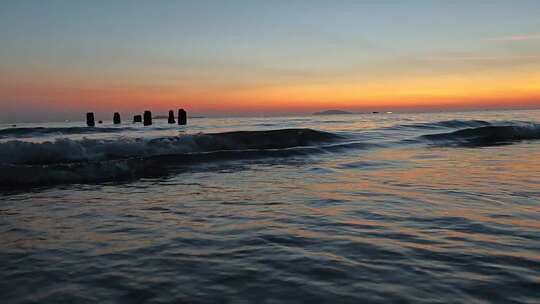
[1,110,539,303]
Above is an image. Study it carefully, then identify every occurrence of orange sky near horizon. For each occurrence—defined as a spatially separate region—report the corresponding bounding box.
[1,1,540,121]
[2,67,539,116]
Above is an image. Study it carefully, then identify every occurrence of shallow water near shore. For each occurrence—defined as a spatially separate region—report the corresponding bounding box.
[1,109,539,303]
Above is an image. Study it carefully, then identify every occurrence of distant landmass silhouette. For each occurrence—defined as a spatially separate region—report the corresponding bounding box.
[313,109,353,115]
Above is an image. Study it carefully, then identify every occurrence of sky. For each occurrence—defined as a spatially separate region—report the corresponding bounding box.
[1,0,539,122]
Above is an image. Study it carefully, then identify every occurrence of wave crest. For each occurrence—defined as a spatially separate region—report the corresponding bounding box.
[422,123,540,146]
[388,119,494,131]
[0,128,339,166]
[0,128,342,187]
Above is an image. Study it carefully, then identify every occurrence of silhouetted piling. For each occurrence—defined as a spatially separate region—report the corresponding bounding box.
[113,112,121,124]
[143,110,152,126]
[133,115,142,123]
[86,112,95,127]
[168,110,175,124]
[178,109,187,125]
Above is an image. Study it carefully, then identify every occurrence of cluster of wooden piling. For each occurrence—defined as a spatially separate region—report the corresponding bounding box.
[86,109,187,127]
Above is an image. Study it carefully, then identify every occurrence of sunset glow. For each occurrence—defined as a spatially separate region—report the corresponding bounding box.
[1,1,539,121]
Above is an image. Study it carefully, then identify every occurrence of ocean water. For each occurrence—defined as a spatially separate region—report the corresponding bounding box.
[1,109,539,303]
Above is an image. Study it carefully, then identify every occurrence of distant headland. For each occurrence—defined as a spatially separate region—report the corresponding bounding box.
[313,109,353,115]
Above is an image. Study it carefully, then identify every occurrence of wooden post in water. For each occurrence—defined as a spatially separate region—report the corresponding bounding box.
[143,110,152,126]
[168,110,175,124]
[86,112,95,127]
[133,115,142,123]
[113,112,121,124]
[178,109,187,125]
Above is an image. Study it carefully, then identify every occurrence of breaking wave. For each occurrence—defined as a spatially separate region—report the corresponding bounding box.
[0,128,340,165]
[2,120,539,187]
[422,123,540,146]
[0,128,344,187]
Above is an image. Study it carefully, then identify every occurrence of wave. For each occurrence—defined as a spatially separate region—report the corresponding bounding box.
[0,145,356,187]
[0,128,344,187]
[0,128,340,166]
[388,119,493,130]
[0,126,138,138]
[422,123,540,146]
[3,120,539,187]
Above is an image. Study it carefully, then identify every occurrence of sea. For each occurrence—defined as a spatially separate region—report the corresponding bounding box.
[1,109,539,303]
